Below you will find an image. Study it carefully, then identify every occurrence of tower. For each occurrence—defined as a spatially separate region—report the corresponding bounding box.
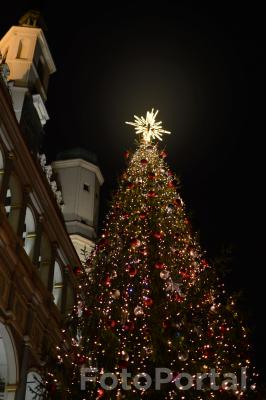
[52,148,104,261]
[0,10,55,151]
[0,11,104,263]
[0,12,82,400]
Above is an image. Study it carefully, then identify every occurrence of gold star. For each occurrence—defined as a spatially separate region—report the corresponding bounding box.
[126,109,170,143]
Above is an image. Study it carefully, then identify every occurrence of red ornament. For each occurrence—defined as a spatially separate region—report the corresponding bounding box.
[201,259,209,268]
[144,297,153,307]
[127,182,134,190]
[122,213,129,220]
[179,271,191,279]
[175,293,184,302]
[148,172,156,180]
[76,354,86,364]
[98,237,108,249]
[147,190,156,198]
[159,150,167,158]
[203,348,213,359]
[123,321,135,331]
[107,319,116,328]
[167,170,174,176]
[163,319,171,329]
[84,308,92,317]
[154,261,165,270]
[219,325,227,334]
[104,275,111,287]
[173,198,182,207]
[73,266,82,276]
[167,180,176,188]
[141,158,148,165]
[128,266,137,277]
[139,212,146,220]
[97,388,104,397]
[123,150,130,159]
[130,238,141,248]
[153,231,163,240]
[143,326,151,335]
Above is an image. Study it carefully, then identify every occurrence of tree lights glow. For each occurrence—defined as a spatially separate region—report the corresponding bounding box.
[43,121,258,399]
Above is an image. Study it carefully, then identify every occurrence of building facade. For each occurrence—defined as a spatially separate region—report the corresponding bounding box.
[0,11,103,400]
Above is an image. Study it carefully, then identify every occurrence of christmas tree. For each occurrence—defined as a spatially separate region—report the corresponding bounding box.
[60,110,258,399]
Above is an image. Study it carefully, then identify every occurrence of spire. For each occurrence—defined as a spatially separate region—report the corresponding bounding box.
[18,10,47,31]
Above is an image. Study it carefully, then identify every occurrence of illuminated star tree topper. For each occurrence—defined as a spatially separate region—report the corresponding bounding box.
[126,108,171,143]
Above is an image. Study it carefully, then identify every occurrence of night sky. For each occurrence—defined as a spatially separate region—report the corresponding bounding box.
[1,2,265,382]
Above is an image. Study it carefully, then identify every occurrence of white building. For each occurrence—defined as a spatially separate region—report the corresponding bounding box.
[53,148,104,261]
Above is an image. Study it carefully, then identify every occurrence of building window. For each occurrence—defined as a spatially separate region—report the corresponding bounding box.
[16,39,30,59]
[4,188,11,216]
[52,261,63,309]
[23,207,36,259]
[0,322,18,400]
[0,334,7,399]
[5,174,23,233]
[83,184,90,192]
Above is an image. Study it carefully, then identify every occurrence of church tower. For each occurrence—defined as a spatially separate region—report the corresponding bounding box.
[52,148,104,261]
[0,10,55,147]
[0,11,103,262]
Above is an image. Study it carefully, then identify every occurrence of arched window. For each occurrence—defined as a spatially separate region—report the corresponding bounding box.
[23,207,36,260]
[0,147,4,188]
[38,234,52,288]
[0,335,6,399]
[0,322,18,400]
[25,371,44,400]
[4,189,11,217]
[52,261,63,309]
[4,174,22,232]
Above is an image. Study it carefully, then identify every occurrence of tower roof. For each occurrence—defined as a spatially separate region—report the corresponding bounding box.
[56,147,98,165]
[18,10,47,31]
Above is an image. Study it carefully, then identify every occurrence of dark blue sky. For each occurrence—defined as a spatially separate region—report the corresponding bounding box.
[1,1,265,382]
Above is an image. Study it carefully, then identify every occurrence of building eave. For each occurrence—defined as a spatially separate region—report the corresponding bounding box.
[52,158,104,186]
